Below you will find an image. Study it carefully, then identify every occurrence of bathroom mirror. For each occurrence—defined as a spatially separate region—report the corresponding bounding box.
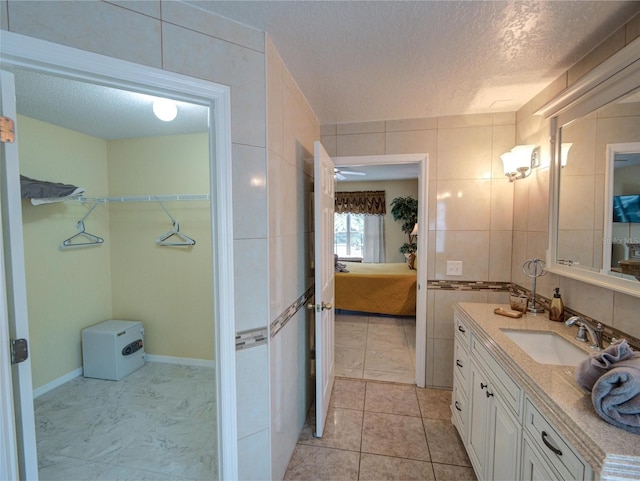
[543,36,640,297]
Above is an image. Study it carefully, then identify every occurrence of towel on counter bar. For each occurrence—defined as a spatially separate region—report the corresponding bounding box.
[20,175,85,205]
[591,355,640,434]
[575,339,636,391]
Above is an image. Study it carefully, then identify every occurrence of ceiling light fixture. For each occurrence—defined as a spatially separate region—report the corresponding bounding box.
[501,145,540,182]
[152,99,177,122]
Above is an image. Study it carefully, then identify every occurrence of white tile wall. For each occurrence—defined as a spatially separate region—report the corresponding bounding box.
[232,144,268,240]
[234,238,269,332]
[238,427,271,481]
[236,344,270,439]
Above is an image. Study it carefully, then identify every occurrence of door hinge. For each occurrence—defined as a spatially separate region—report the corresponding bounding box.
[0,116,16,143]
[10,338,29,365]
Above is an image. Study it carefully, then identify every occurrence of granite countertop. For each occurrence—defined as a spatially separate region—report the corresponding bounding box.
[455,302,640,480]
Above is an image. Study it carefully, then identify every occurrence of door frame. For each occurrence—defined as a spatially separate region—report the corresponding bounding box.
[0,31,238,479]
[333,153,429,387]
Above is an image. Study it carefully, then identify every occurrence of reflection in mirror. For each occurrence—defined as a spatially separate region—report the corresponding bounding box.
[604,142,640,280]
[556,86,640,283]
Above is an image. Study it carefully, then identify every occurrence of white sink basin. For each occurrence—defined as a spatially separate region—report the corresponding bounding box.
[501,330,589,366]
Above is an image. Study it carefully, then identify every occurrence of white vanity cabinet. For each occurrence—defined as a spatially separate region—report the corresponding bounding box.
[465,337,522,480]
[452,312,592,481]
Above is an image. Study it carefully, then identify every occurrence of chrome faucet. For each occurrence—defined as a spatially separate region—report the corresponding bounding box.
[565,316,604,350]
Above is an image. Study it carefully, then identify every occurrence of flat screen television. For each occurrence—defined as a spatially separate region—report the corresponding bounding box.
[612,194,640,222]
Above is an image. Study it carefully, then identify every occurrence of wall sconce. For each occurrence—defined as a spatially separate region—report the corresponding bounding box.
[560,143,573,168]
[501,145,540,181]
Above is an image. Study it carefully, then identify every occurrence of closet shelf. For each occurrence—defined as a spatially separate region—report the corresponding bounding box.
[73,194,210,204]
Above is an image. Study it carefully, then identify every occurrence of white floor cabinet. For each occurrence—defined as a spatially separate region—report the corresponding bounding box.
[452,313,593,481]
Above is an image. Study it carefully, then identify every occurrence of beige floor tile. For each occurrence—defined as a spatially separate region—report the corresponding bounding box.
[365,349,413,373]
[363,369,416,384]
[364,382,420,417]
[330,378,366,410]
[417,388,452,420]
[423,419,471,467]
[432,462,477,481]
[335,319,369,335]
[368,317,405,333]
[298,406,363,451]
[359,453,435,481]
[283,444,360,481]
[362,412,430,461]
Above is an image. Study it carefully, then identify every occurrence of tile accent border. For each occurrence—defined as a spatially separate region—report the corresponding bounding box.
[270,285,315,339]
[236,327,268,351]
[427,280,511,291]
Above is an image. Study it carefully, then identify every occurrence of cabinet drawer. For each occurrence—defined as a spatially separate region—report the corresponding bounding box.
[452,380,468,440]
[454,314,471,348]
[524,399,586,481]
[471,337,522,418]
[454,341,469,386]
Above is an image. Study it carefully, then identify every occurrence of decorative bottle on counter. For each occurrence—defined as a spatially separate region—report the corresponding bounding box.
[549,287,564,321]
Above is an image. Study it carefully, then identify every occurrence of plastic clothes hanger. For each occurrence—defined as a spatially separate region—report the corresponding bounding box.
[155,202,196,246]
[60,220,104,249]
[59,203,104,250]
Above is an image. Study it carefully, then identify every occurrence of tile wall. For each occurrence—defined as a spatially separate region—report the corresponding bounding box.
[266,37,320,480]
[322,115,514,387]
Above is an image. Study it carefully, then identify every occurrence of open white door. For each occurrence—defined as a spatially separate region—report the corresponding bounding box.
[313,141,335,438]
[0,70,39,480]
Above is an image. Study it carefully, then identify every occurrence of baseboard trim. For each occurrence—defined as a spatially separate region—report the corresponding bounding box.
[145,354,215,369]
[33,367,83,398]
[33,355,215,398]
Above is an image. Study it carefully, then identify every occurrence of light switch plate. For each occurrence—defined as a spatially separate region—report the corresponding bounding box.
[446,260,463,276]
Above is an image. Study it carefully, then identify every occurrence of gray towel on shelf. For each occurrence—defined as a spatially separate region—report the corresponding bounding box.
[20,175,85,205]
[591,356,640,434]
[575,339,636,391]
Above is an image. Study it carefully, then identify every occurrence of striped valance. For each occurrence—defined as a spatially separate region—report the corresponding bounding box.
[335,191,386,215]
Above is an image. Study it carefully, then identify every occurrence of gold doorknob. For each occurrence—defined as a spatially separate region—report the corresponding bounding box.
[322,302,333,311]
[306,303,315,310]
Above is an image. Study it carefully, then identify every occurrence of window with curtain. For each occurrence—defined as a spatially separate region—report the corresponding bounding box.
[334,191,386,262]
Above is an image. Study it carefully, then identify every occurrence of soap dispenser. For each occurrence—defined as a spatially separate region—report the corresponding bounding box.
[549,287,564,322]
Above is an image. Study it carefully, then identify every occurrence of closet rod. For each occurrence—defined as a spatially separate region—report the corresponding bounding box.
[74,194,210,204]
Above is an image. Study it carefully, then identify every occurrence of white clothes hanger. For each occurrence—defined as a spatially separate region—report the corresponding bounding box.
[155,202,196,247]
[59,204,104,250]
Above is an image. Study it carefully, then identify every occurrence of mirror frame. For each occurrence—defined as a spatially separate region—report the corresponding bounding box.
[538,36,640,298]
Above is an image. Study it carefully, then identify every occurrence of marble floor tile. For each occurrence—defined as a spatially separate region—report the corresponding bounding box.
[359,453,435,481]
[336,366,364,378]
[35,362,218,481]
[335,314,416,384]
[366,329,408,351]
[432,462,478,481]
[364,382,420,417]
[330,378,366,410]
[335,329,368,348]
[365,349,413,373]
[283,444,360,481]
[423,418,472,467]
[335,346,366,370]
[298,406,363,451]
[363,369,416,384]
[417,388,452,420]
[361,411,430,461]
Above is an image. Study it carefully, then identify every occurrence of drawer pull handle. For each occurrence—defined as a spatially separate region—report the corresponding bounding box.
[485,390,494,398]
[454,401,462,412]
[458,326,466,333]
[541,431,563,456]
[456,360,463,368]
[480,382,488,390]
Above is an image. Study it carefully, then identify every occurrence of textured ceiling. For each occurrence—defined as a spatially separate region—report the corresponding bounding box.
[190,0,640,124]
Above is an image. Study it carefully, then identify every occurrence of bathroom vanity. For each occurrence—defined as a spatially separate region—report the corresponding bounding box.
[452,302,640,481]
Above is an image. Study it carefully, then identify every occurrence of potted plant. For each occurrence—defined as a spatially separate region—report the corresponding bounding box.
[390,196,418,255]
